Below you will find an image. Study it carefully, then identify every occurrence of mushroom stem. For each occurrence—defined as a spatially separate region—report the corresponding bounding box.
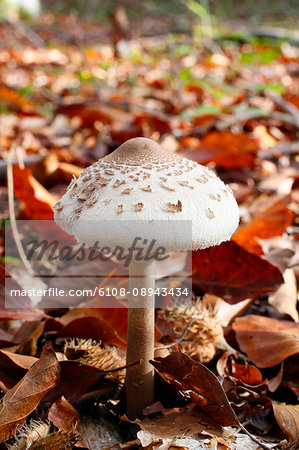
[126,258,155,419]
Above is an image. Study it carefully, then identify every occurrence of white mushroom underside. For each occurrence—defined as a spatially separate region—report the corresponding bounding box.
[54,141,239,251]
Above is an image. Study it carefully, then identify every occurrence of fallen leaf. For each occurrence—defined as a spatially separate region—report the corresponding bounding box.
[59,294,162,345]
[233,315,299,368]
[230,362,263,386]
[13,320,46,356]
[135,113,172,135]
[55,103,133,128]
[0,85,36,112]
[192,241,283,303]
[135,406,207,443]
[272,402,299,442]
[0,329,16,347]
[0,350,37,390]
[268,269,298,322]
[217,352,263,386]
[221,376,270,431]
[262,247,295,274]
[282,356,299,400]
[13,165,55,219]
[179,131,258,169]
[0,308,45,321]
[79,414,123,449]
[0,351,108,404]
[151,352,239,427]
[48,396,79,431]
[213,296,253,327]
[233,195,293,255]
[57,162,83,178]
[59,316,126,348]
[0,264,35,310]
[0,342,60,442]
[59,294,129,344]
[267,363,284,393]
[46,361,105,403]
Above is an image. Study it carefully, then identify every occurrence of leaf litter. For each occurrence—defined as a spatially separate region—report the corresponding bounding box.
[0,8,298,450]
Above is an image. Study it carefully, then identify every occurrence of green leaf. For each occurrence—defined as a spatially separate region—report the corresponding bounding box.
[174,44,191,57]
[181,105,220,120]
[255,83,286,94]
[239,47,280,65]
[179,67,192,83]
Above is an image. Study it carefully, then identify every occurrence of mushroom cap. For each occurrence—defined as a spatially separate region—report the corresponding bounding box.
[54,138,239,251]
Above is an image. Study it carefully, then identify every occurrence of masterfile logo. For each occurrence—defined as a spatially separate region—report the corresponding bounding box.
[4,220,192,309]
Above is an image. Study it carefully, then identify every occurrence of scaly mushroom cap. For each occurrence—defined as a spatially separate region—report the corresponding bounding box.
[54,138,239,251]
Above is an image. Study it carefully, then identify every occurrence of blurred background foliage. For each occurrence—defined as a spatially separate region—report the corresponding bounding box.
[0,0,299,28]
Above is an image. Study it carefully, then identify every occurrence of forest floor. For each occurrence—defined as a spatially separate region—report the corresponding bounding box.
[0,11,298,450]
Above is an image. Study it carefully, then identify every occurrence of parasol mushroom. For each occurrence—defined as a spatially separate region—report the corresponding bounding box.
[53,137,239,419]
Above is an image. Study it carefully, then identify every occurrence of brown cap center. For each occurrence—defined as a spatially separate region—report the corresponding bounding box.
[105,137,168,163]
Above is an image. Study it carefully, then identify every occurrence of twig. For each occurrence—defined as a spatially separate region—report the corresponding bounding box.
[258,140,299,159]
[69,11,84,47]
[6,143,34,276]
[215,111,267,131]
[41,88,62,105]
[98,98,174,122]
[267,91,299,128]
[251,26,299,45]
[155,318,196,350]
[217,26,299,46]
[239,422,273,450]
[9,20,45,48]
[173,108,299,140]
[103,359,141,373]
[265,112,299,128]
[216,111,299,131]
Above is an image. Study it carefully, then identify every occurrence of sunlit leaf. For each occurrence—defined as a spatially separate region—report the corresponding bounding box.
[179,131,258,169]
[13,165,55,220]
[233,315,299,368]
[192,241,283,303]
[233,195,293,255]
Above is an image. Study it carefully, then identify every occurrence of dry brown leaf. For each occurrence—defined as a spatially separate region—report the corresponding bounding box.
[48,396,84,447]
[59,295,129,345]
[151,352,239,427]
[233,315,299,368]
[268,269,298,322]
[0,343,60,442]
[79,414,123,449]
[213,296,253,327]
[13,321,46,356]
[217,352,264,386]
[0,350,37,390]
[135,406,206,442]
[281,356,299,402]
[48,396,79,432]
[59,316,126,348]
[267,363,284,393]
[272,402,299,442]
[45,360,106,403]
